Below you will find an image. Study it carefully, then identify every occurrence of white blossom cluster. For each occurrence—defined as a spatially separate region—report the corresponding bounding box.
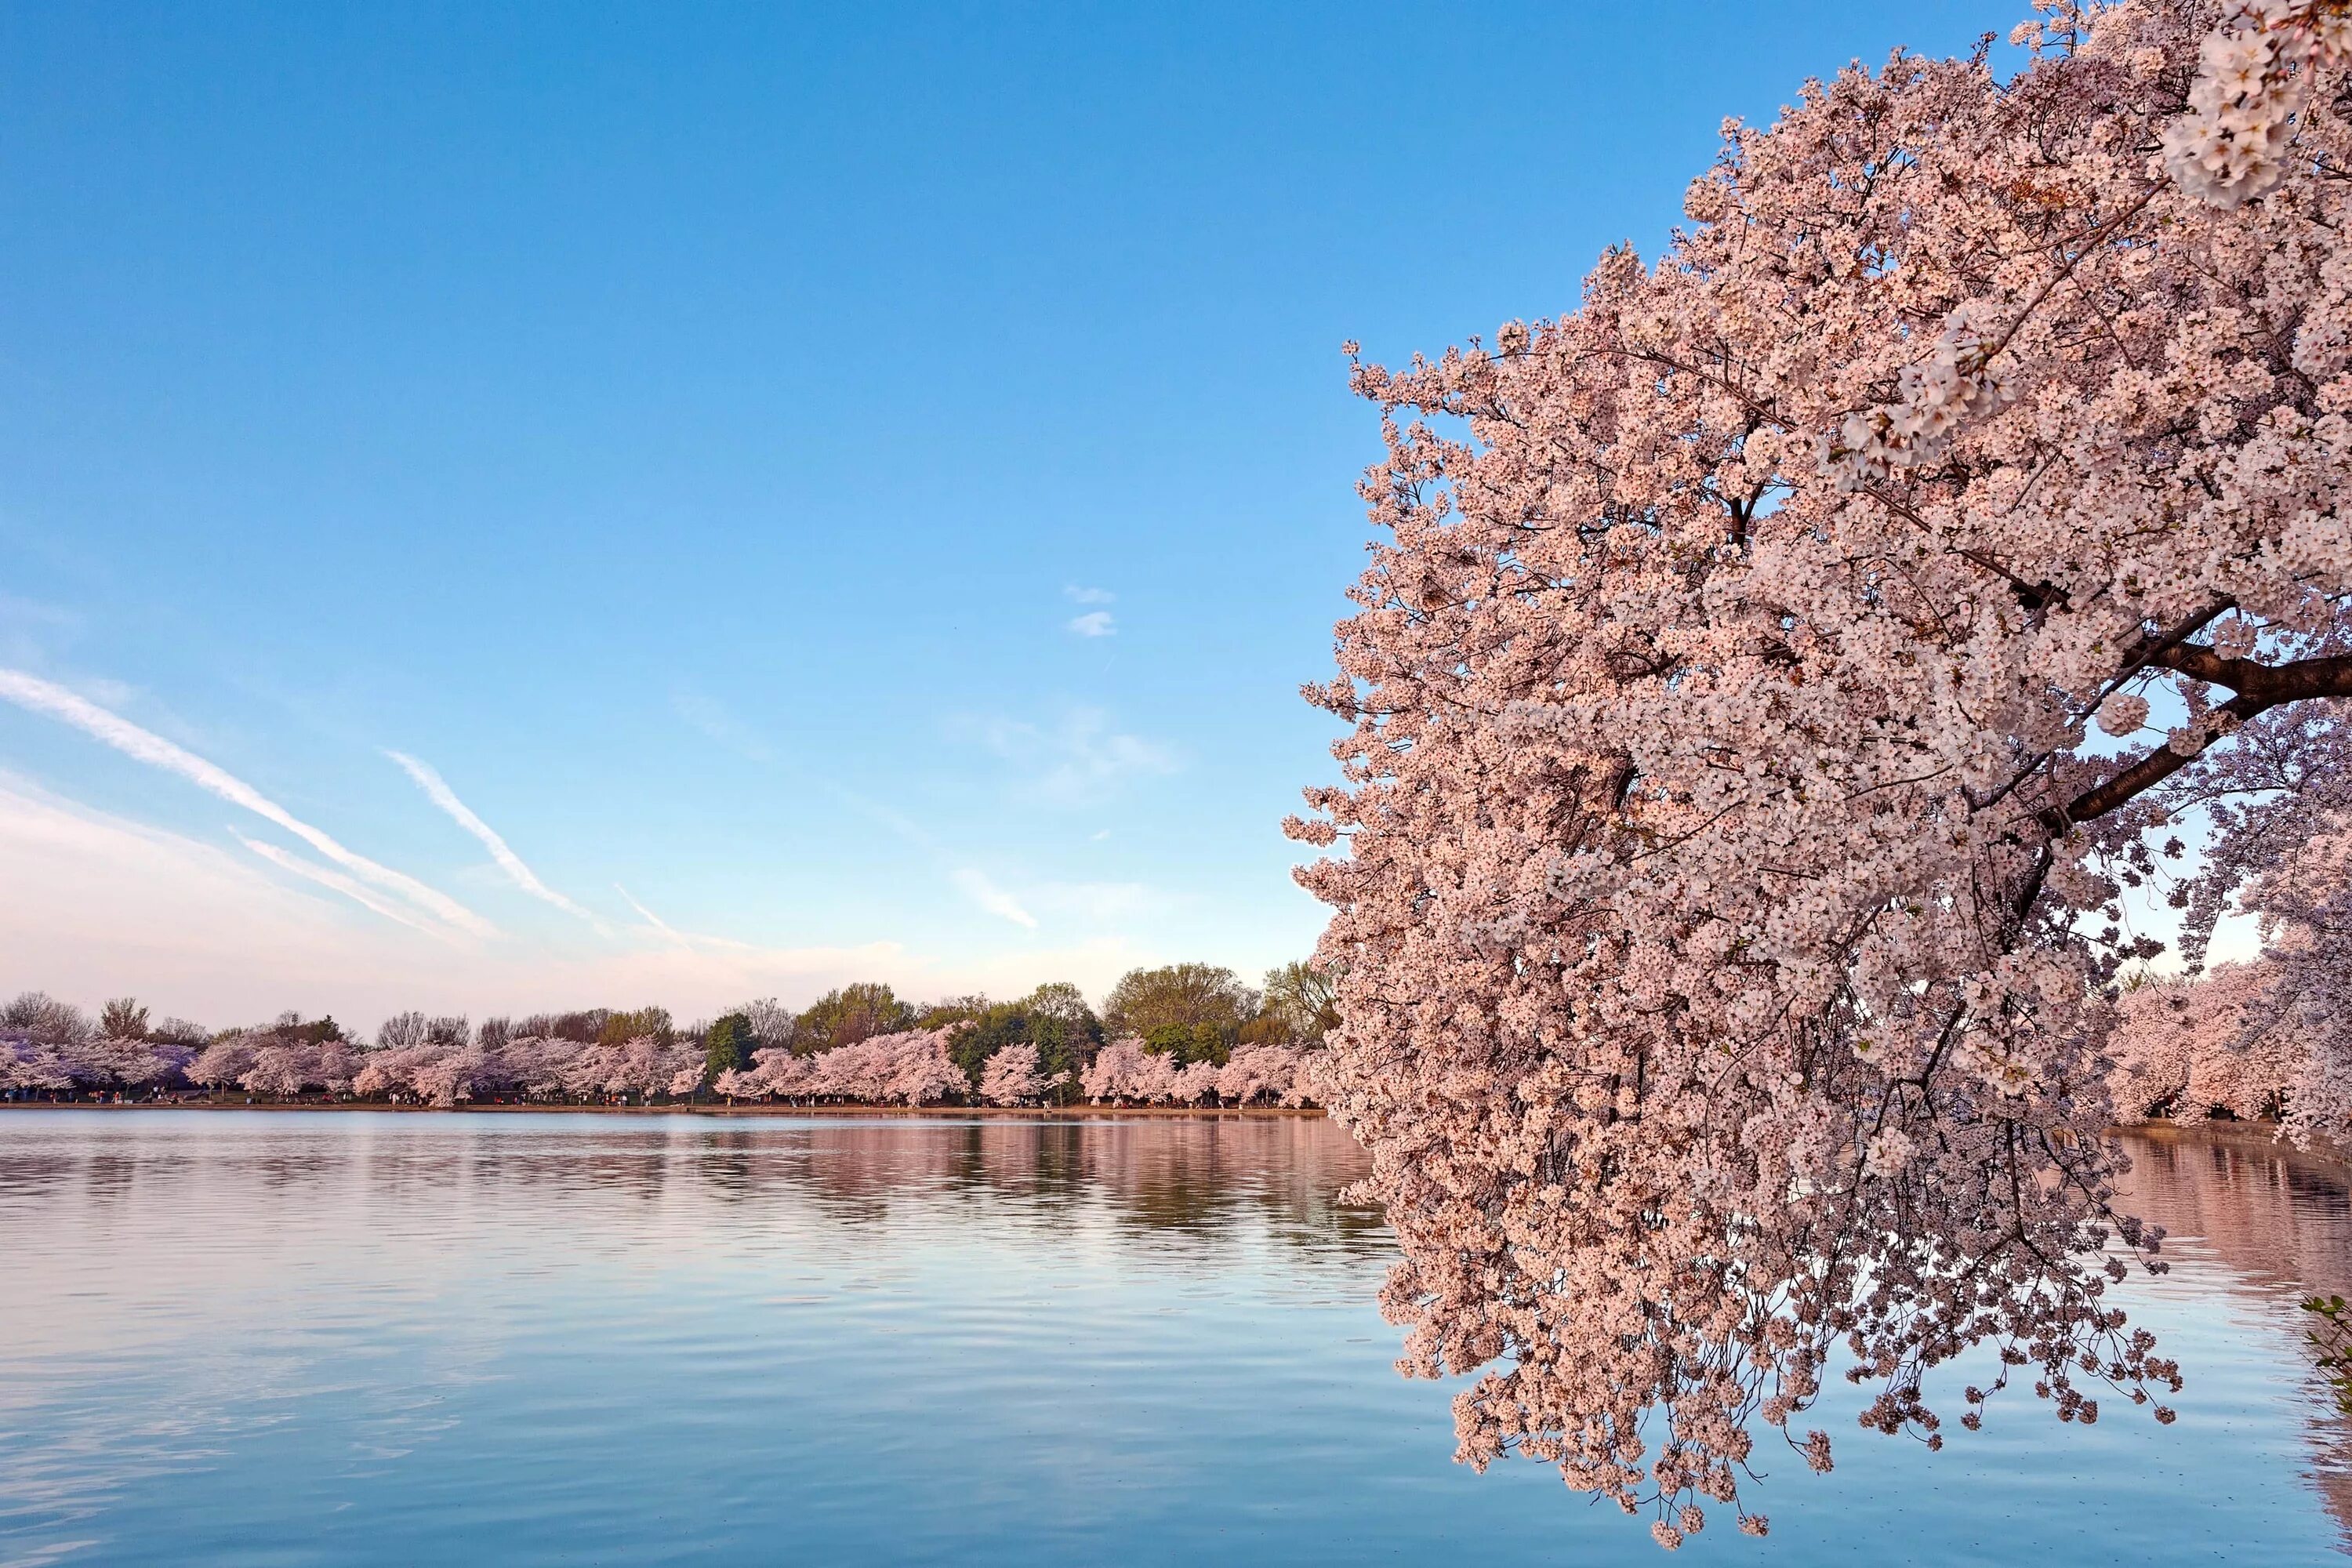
[1817,307,2014,490]
[2163,0,2352,207]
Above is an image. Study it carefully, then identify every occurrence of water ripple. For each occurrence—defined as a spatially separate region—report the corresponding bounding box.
[0,1112,2344,1565]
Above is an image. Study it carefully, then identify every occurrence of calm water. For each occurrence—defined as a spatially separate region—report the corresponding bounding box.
[2,1112,2348,1566]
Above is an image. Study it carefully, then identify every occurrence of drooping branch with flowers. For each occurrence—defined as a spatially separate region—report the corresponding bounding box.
[1288,0,2352,1545]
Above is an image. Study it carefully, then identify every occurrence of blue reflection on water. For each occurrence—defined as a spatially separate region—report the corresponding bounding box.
[0,1111,2344,1565]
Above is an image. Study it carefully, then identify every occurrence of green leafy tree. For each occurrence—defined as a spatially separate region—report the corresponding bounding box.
[1142,1022,1228,1067]
[2307,1296,2352,1417]
[1258,960,1341,1046]
[598,1006,674,1048]
[916,993,993,1029]
[946,1011,1011,1087]
[945,983,1104,1103]
[705,1012,754,1082]
[1101,964,1258,1044]
[1020,982,1102,1094]
[791,982,917,1054]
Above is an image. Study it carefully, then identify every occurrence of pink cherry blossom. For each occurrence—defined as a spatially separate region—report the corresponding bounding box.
[717,1029,971,1107]
[1289,0,2347,1541]
[979,1042,1050,1105]
[2163,0,2352,208]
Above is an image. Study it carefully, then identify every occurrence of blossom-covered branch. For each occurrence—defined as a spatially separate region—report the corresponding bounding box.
[1291,0,2351,1545]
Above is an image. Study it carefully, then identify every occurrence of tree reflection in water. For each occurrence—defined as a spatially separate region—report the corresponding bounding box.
[2116,1125,2352,1548]
[678,1113,1389,1258]
[5,1112,2352,1561]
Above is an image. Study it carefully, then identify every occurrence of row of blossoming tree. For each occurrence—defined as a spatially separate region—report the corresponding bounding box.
[0,962,1334,1111]
[1285,0,2352,1547]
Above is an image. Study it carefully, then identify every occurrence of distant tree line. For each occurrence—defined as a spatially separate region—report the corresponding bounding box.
[0,962,1337,1111]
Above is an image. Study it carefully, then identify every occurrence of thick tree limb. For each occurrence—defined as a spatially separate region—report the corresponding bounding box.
[2043,652,2352,833]
[2147,647,2352,702]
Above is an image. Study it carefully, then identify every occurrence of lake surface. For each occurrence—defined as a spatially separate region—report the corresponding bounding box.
[2,1111,2348,1566]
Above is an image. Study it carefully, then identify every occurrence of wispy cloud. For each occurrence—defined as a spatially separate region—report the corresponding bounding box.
[0,667,494,937]
[952,867,1038,929]
[675,687,1069,937]
[672,688,777,764]
[0,593,80,629]
[1063,586,1116,637]
[235,833,456,939]
[612,882,771,954]
[614,882,692,949]
[0,771,964,1027]
[1029,880,1159,923]
[386,750,598,926]
[0,773,456,1018]
[832,791,1047,933]
[964,706,1178,805]
[0,595,86,669]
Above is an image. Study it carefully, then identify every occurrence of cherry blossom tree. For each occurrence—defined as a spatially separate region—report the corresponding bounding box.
[109,1038,181,1092]
[2108,963,2303,1120]
[190,1034,260,1097]
[608,1034,666,1101]
[241,1041,321,1100]
[0,1029,71,1094]
[409,1043,487,1107]
[714,1028,968,1106]
[558,1040,618,1103]
[1169,1058,1221,1105]
[884,1031,972,1105]
[1214,1044,1318,1107]
[2163,0,2352,206]
[53,1035,156,1094]
[1079,1039,1153,1104]
[725,1045,808,1102]
[492,1035,567,1102]
[2233,781,2352,1139]
[979,1042,1049,1105]
[1287,0,2351,1542]
[319,1039,364,1096]
[2125,786,2352,1140]
[1069,1038,1326,1108]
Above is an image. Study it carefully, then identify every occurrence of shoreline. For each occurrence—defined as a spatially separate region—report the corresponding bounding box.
[0,1098,1329,1121]
[16,1105,2336,1157]
[2118,1115,2352,1174]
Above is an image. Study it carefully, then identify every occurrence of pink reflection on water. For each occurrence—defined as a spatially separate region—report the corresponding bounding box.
[2117,1124,2352,1548]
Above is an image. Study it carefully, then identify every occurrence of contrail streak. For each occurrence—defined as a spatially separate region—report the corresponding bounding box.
[386,750,599,925]
[234,833,456,939]
[952,866,1038,929]
[0,668,493,936]
[615,882,691,948]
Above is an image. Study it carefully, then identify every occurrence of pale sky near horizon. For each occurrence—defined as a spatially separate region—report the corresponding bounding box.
[0,2,2020,1032]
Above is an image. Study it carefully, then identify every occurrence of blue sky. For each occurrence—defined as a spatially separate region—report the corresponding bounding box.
[0,1,2015,1029]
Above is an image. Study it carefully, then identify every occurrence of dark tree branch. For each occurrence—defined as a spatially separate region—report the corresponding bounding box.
[2042,652,2352,833]
[2147,647,2352,702]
